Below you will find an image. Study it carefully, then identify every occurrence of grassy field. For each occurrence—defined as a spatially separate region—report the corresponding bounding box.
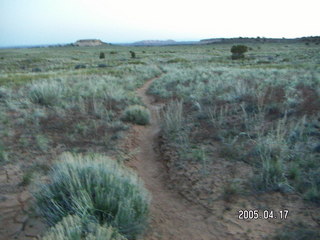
[0,42,319,239]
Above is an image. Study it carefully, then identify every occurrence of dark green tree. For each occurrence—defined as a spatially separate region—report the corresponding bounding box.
[99,52,105,59]
[231,45,248,60]
[130,51,136,58]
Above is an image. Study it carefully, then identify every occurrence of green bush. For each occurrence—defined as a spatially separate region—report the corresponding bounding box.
[231,45,248,59]
[0,86,12,99]
[129,51,136,58]
[122,105,150,125]
[252,137,289,191]
[97,63,108,68]
[28,80,65,106]
[303,186,320,204]
[42,214,126,240]
[35,153,150,239]
[254,157,287,191]
[0,141,8,162]
[162,100,184,138]
[273,221,320,240]
[166,58,188,64]
[75,64,86,69]
[99,52,105,59]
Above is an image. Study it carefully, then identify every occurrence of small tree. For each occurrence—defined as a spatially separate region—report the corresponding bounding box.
[130,51,136,58]
[99,52,105,59]
[231,45,248,60]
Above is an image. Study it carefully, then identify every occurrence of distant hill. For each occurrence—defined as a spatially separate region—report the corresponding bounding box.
[121,39,199,46]
[200,37,295,44]
[200,36,320,44]
[74,39,108,47]
[131,40,177,46]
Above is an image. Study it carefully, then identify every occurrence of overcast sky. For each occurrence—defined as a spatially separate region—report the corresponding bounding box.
[0,0,319,47]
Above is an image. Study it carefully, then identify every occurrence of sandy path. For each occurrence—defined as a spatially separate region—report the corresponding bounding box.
[124,77,232,240]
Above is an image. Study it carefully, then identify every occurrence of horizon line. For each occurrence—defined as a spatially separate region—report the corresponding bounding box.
[1,35,319,49]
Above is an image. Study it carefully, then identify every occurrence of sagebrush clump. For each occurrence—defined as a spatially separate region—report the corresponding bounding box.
[28,80,65,106]
[122,105,150,125]
[0,141,7,162]
[99,52,105,59]
[130,51,136,58]
[231,45,248,59]
[42,215,126,240]
[162,100,184,139]
[35,153,150,239]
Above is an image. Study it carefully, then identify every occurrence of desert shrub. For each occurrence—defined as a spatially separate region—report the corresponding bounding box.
[253,156,288,192]
[222,180,242,202]
[121,105,150,125]
[42,214,126,240]
[35,134,50,152]
[128,60,145,65]
[273,221,320,240]
[28,80,65,106]
[251,121,291,192]
[34,153,150,239]
[231,45,248,59]
[99,52,105,59]
[129,51,136,58]
[0,87,12,100]
[20,171,33,186]
[166,58,188,64]
[75,64,86,69]
[303,186,320,203]
[32,67,42,72]
[0,141,8,162]
[162,100,184,138]
[97,63,108,68]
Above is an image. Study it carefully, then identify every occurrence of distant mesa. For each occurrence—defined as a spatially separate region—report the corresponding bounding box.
[74,39,108,47]
[199,36,320,44]
[132,39,177,46]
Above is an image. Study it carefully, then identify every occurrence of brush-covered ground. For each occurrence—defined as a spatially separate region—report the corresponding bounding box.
[0,46,160,239]
[148,43,320,239]
[0,42,319,239]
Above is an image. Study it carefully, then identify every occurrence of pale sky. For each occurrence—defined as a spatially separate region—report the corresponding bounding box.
[0,0,319,47]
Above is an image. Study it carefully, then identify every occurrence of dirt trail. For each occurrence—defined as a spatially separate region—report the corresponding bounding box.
[125,77,232,240]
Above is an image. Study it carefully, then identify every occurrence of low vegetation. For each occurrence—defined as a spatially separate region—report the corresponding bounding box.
[0,42,319,239]
[35,153,150,239]
[99,52,105,59]
[129,51,136,58]
[0,141,8,162]
[150,43,319,238]
[151,64,320,203]
[273,221,320,240]
[42,214,126,240]
[231,44,248,59]
[122,105,150,125]
[0,46,162,239]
